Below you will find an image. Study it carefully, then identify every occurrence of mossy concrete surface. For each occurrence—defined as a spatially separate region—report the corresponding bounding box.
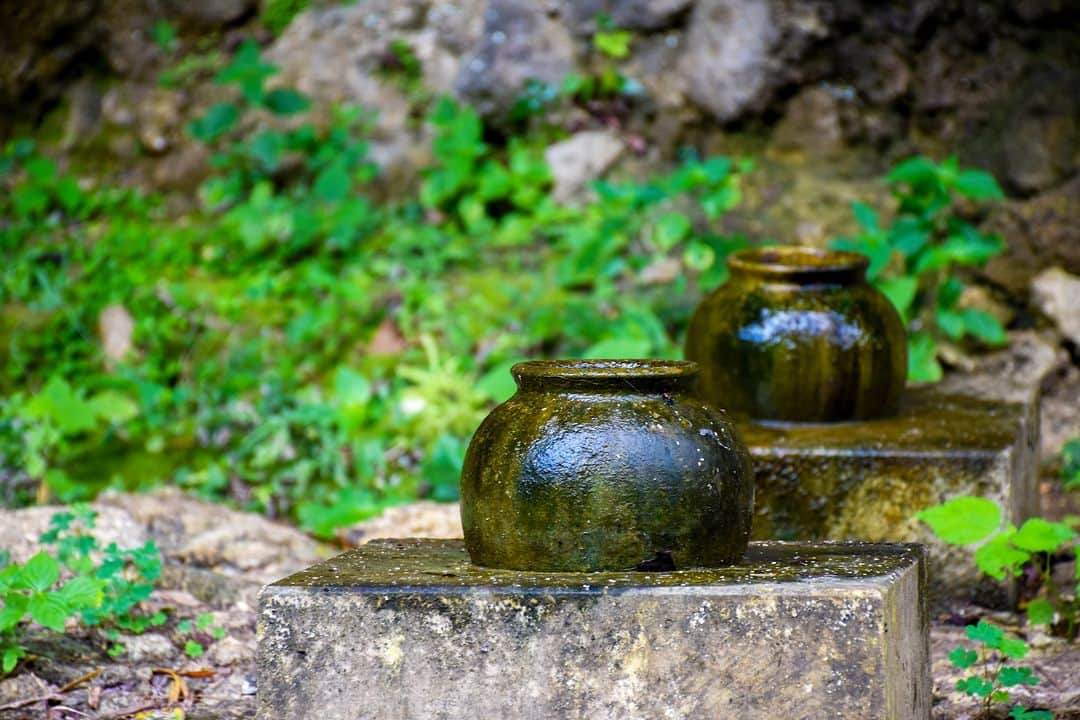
[258,539,929,720]
[743,386,1038,607]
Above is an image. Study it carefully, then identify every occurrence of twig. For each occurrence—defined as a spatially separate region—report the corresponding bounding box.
[0,667,102,711]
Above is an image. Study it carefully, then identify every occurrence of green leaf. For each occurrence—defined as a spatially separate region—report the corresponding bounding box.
[1012,518,1076,553]
[333,366,372,409]
[184,640,204,658]
[975,530,1030,580]
[55,576,104,609]
[948,646,978,669]
[915,497,1001,545]
[314,160,351,203]
[188,102,238,143]
[28,592,70,632]
[654,213,691,250]
[887,156,939,186]
[961,309,1007,346]
[952,169,1004,200]
[1000,667,1038,688]
[1025,598,1055,626]
[999,636,1029,660]
[593,29,633,58]
[263,88,310,115]
[936,308,966,340]
[19,553,60,592]
[2,646,26,674]
[0,594,29,631]
[22,377,98,435]
[89,391,139,424]
[966,620,1004,646]
[1011,708,1054,720]
[875,276,918,319]
[476,361,519,403]
[852,201,878,231]
[907,333,942,384]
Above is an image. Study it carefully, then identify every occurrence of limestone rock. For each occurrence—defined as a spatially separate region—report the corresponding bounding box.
[456,0,578,119]
[0,505,148,565]
[678,0,828,122]
[982,176,1080,296]
[98,304,135,366]
[1032,267,1080,348]
[344,500,462,545]
[560,0,694,33]
[544,130,625,204]
[771,86,844,156]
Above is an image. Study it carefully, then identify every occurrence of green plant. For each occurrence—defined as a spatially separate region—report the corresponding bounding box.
[1062,438,1080,491]
[150,20,179,53]
[178,612,227,658]
[832,156,1007,382]
[948,620,1050,719]
[917,497,1078,637]
[592,15,633,59]
[0,551,104,674]
[261,0,309,35]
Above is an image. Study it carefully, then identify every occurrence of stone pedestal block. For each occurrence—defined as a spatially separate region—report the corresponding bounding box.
[743,386,1038,606]
[258,539,929,720]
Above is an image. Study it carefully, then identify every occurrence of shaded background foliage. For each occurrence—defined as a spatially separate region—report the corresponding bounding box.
[0,0,1077,542]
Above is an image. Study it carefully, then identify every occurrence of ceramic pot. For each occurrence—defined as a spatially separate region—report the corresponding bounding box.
[685,246,907,423]
[460,359,753,572]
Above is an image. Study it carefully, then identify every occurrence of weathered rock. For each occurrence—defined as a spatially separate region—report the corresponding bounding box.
[98,304,135,366]
[560,0,694,33]
[744,385,1038,607]
[771,86,844,156]
[456,0,578,119]
[982,176,1080,296]
[162,0,255,27]
[1032,267,1080,348]
[678,0,828,122]
[343,500,461,546]
[0,505,148,565]
[259,539,930,720]
[544,129,625,203]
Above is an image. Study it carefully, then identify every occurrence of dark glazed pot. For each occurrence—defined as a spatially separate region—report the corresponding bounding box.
[460,360,753,572]
[685,246,907,423]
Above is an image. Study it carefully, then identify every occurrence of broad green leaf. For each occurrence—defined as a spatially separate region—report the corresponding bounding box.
[654,213,691,250]
[263,88,310,115]
[22,377,97,434]
[875,276,918,319]
[907,333,942,384]
[593,29,633,58]
[1011,708,1054,720]
[947,646,977,669]
[961,309,1006,346]
[975,530,1029,580]
[701,185,740,219]
[887,156,938,186]
[314,160,351,203]
[1025,598,1055,626]
[0,594,29,631]
[89,391,139,424]
[188,102,238,142]
[915,497,1000,545]
[952,169,1004,200]
[55,576,104,609]
[333,366,372,409]
[476,361,519,403]
[999,636,1029,659]
[852,201,878,231]
[184,640,205,658]
[888,217,929,258]
[19,553,59,592]
[937,277,964,309]
[2,646,25,674]
[28,592,69,631]
[966,620,1004,646]
[1012,518,1076,553]
[936,308,965,340]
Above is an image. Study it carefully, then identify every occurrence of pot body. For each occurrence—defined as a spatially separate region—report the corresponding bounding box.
[460,360,753,572]
[685,247,907,423]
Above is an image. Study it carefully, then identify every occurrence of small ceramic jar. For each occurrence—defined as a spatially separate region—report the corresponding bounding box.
[460,360,753,572]
[685,246,907,423]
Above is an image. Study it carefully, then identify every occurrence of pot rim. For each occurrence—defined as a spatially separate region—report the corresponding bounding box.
[511,359,698,390]
[728,246,868,282]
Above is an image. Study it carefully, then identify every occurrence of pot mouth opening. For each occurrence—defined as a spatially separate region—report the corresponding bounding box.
[511,359,698,391]
[728,246,868,282]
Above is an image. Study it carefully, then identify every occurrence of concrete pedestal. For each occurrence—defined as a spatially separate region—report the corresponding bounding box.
[742,386,1038,606]
[258,539,929,720]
